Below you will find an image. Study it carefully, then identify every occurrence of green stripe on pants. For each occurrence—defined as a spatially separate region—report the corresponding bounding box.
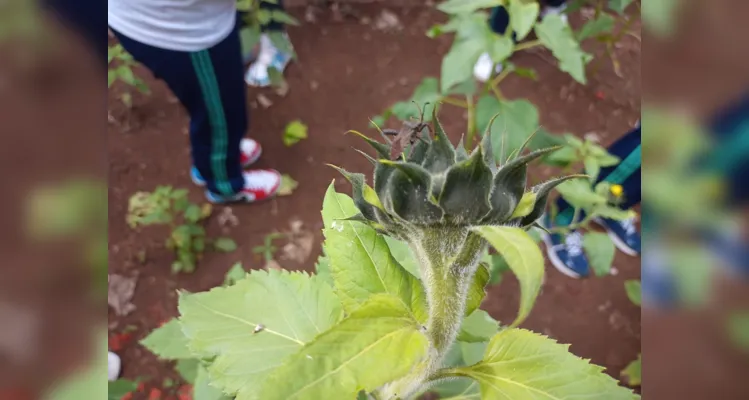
[189,51,233,195]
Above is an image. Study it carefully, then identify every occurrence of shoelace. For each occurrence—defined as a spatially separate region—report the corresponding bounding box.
[565,231,584,257]
[620,217,637,235]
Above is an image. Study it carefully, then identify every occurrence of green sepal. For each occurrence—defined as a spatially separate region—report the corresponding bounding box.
[328,164,380,222]
[407,131,431,164]
[484,147,560,224]
[422,113,457,174]
[481,113,500,172]
[455,135,470,162]
[520,175,586,226]
[379,160,444,224]
[346,130,390,159]
[438,147,494,224]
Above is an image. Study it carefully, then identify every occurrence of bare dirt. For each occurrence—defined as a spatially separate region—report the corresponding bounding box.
[106,4,642,399]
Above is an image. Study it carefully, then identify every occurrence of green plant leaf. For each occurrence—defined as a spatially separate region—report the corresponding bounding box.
[278,174,299,196]
[321,184,426,321]
[509,0,540,40]
[178,269,343,398]
[437,0,503,14]
[584,156,601,182]
[314,253,332,285]
[475,96,540,164]
[624,280,641,306]
[384,236,420,277]
[433,379,481,399]
[465,263,491,316]
[535,14,591,84]
[184,204,202,223]
[283,120,308,147]
[609,0,634,14]
[390,77,441,122]
[461,341,488,366]
[271,10,300,25]
[213,237,237,252]
[224,262,247,286]
[257,295,429,400]
[140,319,193,359]
[176,359,200,384]
[441,39,486,93]
[268,31,295,59]
[577,13,616,41]
[621,354,642,387]
[457,309,499,343]
[583,232,616,276]
[450,328,639,399]
[108,379,138,400]
[473,226,544,327]
[488,35,514,64]
[195,365,231,400]
[556,179,608,209]
[240,26,261,59]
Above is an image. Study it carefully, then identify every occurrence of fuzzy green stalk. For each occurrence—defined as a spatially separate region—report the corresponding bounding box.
[378,227,486,399]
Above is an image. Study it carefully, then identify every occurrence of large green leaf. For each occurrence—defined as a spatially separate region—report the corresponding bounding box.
[322,183,426,321]
[582,232,616,277]
[535,14,591,84]
[509,0,540,40]
[258,295,429,400]
[195,366,231,400]
[475,96,540,164]
[473,226,544,327]
[434,379,481,400]
[140,319,193,360]
[438,0,503,14]
[178,269,343,398]
[457,309,499,343]
[451,328,640,399]
[441,38,486,93]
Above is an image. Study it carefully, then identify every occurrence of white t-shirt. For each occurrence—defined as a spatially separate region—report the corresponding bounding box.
[108,0,237,52]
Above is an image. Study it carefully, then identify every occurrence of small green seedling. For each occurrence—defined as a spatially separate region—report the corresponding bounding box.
[127,186,237,273]
[252,232,285,262]
[108,43,150,108]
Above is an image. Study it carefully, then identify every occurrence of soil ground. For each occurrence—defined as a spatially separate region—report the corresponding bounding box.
[106,4,642,399]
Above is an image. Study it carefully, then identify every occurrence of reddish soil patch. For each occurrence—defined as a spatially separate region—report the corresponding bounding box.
[107,4,641,398]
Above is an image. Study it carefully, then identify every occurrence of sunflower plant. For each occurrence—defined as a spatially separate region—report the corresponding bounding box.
[140,112,637,400]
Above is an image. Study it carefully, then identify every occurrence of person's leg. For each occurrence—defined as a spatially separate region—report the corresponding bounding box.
[110,26,246,197]
[42,0,107,62]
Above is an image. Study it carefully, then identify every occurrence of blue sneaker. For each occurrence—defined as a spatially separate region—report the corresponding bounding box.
[540,215,591,278]
[594,216,641,256]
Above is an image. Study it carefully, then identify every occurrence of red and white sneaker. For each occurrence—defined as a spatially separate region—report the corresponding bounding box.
[204,169,281,204]
[191,138,263,186]
[239,138,262,167]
